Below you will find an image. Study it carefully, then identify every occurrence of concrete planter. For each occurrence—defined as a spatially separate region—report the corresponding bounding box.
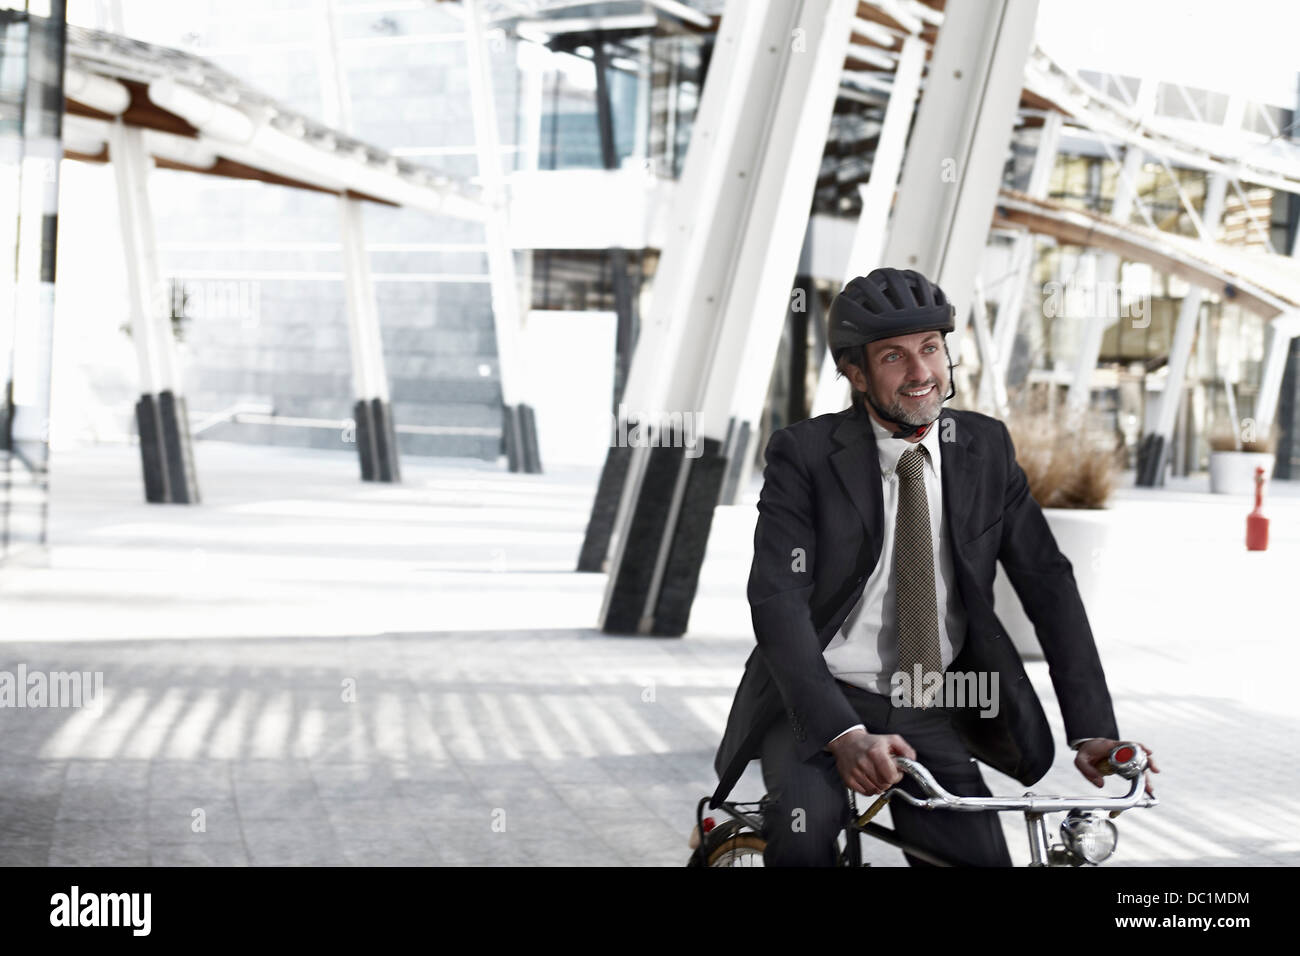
[1208,451,1274,495]
[992,508,1111,662]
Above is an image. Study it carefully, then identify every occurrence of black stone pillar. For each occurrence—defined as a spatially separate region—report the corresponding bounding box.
[599,434,726,636]
[135,390,200,503]
[353,398,401,482]
[577,440,631,572]
[502,402,541,474]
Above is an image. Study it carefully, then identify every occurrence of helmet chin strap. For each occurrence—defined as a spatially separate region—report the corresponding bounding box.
[859,344,957,440]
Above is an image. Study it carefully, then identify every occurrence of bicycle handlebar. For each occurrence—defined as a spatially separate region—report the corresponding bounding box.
[886,755,1158,813]
[853,742,1158,826]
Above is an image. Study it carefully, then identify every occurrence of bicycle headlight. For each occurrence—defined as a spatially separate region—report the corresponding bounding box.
[1060,811,1118,864]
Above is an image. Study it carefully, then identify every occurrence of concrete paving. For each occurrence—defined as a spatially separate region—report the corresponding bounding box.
[1,439,1298,866]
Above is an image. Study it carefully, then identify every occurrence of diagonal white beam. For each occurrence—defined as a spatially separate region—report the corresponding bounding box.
[464,0,527,410]
[1064,80,1154,414]
[883,0,1040,405]
[989,108,1061,391]
[812,33,925,417]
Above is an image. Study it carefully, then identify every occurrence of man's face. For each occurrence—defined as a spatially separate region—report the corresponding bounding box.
[847,330,949,427]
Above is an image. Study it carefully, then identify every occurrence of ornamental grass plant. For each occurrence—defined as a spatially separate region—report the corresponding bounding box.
[1002,409,1121,509]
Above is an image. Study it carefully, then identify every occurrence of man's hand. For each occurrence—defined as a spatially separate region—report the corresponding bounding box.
[1075,739,1160,796]
[826,729,916,796]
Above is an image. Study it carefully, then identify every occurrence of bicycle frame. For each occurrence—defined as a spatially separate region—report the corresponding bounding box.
[696,743,1158,867]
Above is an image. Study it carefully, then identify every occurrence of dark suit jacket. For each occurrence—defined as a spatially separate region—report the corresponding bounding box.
[709,402,1119,808]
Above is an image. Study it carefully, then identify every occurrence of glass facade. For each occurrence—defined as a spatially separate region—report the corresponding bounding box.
[11,0,1296,482]
[64,0,519,460]
[1010,142,1281,474]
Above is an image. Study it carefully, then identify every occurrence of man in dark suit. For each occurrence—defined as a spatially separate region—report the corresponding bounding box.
[710,268,1157,866]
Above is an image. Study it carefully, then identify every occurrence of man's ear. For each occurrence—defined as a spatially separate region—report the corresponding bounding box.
[848,346,869,387]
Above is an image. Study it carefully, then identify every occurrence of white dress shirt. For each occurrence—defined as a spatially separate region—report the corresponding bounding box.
[823,413,966,744]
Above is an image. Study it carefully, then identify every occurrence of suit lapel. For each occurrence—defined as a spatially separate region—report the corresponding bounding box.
[830,403,882,543]
[938,408,984,548]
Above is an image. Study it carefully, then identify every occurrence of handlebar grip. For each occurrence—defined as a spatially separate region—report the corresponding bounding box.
[1094,743,1145,779]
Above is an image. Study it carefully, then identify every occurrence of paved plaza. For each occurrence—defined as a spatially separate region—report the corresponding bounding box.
[1,439,1298,866]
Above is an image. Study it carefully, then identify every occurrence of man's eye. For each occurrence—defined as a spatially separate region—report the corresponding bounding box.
[884,354,899,362]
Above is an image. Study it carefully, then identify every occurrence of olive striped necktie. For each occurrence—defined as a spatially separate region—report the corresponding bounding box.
[895,444,942,706]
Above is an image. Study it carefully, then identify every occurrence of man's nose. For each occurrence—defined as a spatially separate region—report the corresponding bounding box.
[905,354,930,383]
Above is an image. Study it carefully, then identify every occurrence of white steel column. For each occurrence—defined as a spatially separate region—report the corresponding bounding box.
[989,109,1061,391]
[108,120,161,402]
[580,0,762,574]
[320,0,399,481]
[1142,172,1229,483]
[633,32,652,167]
[464,0,536,471]
[1140,96,1244,484]
[811,33,925,417]
[1065,139,1146,412]
[110,120,178,397]
[616,0,802,423]
[108,117,201,503]
[971,276,1007,413]
[338,200,387,402]
[882,0,1040,407]
[712,0,859,441]
[1255,313,1300,435]
[516,39,546,314]
[1065,78,1152,414]
[597,0,858,635]
[517,41,545,174]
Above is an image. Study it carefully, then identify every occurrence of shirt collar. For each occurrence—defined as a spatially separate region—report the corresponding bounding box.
[868,413,942,479]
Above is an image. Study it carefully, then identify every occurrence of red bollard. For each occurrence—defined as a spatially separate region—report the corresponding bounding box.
[1246,466,1269,551]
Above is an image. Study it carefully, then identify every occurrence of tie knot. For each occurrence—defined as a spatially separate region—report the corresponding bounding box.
[897,444,928,480]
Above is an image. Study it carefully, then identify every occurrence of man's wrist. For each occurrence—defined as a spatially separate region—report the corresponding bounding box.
[1069,737,1102,751]
[826,723,866,751]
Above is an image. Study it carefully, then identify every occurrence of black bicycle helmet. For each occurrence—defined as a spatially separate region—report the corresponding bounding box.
[828,267,957,439]
[828,267,955,355]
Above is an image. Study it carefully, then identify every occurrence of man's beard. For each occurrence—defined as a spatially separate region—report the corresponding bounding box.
[870,368,948,426]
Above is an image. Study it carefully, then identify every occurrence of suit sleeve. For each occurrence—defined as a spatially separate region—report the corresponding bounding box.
[747,427,860,761]
[995,420,1119,745]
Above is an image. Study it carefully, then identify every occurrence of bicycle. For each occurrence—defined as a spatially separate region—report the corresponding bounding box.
[687,741,1157,867]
